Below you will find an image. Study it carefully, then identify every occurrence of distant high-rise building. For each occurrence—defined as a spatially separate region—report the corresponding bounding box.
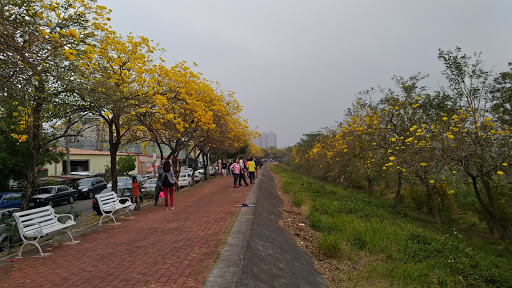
[254,131,277,148]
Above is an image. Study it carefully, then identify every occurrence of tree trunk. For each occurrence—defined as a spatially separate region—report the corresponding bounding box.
[471,175,512,246]
[66,135,71,174]
[366,177,373,197]
[426,184,441,224]
[394,170,403,208]
[22,84,44,211]
[202,152,209,181]
[108,120,120,193]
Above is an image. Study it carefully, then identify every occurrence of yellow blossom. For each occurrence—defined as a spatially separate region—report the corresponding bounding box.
[420,163,427,166]
[497,171,504,176]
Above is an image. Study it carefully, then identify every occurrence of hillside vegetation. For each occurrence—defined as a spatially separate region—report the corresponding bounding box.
[272,164,512,287]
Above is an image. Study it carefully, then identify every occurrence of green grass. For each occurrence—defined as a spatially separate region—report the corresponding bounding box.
[271,164,512,287]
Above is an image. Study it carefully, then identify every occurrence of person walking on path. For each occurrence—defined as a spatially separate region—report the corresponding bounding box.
[230,158,240,188]
[221,161,227,177]
[246,158,256,184]
[238,157,248,186]
[131,176,141,210]
[154,159,164,205]
[160,160,178,210]
[254,157,260,179]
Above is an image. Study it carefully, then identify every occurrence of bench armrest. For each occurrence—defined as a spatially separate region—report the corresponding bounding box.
[55,213,75,224]
[118,197,132,203]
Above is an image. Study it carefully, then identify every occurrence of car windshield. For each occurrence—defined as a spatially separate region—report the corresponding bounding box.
[118,187,132,197]
[78,179,93,185]
[119,180,132,186]
[146,179,156,185]
[36,187,54,195]
[179,173,188,177]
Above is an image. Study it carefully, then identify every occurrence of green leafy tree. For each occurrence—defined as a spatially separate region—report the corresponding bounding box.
[117,155,136,175]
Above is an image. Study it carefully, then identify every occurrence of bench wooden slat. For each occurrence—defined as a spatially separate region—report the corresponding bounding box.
[20,215,55,226]
[17,210,53,221]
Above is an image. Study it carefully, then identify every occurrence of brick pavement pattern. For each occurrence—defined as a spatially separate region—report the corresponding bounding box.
[0,177,250,288]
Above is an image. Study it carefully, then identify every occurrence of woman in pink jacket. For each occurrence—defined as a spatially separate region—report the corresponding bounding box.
[230,158,240,188]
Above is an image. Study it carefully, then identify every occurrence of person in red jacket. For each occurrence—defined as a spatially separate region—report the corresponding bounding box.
[131,176,140,210]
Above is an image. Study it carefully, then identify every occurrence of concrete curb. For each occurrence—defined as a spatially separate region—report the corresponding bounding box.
[204,169,260,288]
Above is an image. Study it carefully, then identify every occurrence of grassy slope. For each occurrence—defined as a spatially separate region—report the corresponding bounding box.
[271,165,512,288]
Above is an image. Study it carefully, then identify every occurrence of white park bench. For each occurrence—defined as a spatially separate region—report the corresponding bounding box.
[13,206,78,258]
[95,191,133,225]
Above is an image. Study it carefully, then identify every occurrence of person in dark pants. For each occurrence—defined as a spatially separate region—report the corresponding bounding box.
[154,159,164,205]
[246,158,256,184]
[238,157,248,186]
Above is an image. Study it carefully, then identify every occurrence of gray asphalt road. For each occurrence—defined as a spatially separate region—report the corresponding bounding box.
[205,165,327,288]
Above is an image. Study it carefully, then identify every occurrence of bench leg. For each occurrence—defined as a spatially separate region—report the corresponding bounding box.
[99,213,118,225]
[124,208,133,219]
[16,240,50,258]
[63,230,80,245]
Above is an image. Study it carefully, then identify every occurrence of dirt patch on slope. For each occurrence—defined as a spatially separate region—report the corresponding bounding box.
[273,174,367,287]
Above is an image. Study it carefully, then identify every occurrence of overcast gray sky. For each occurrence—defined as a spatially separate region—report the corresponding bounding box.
[98,0,512,147]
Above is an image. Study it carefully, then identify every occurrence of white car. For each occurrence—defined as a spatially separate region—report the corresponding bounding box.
[208,166,216,176]
[194,170,204,183]
[142,179,157,192]
[182,167,193,174]
[178,172,193,187]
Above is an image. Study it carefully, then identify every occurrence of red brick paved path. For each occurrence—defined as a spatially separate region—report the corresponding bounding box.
[0,177,250,288]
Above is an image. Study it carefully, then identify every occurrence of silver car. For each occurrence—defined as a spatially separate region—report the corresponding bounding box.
[142,179,157,192]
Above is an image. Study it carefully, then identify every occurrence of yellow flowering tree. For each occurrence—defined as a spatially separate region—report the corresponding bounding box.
[81,29,158,191]
[0,0,111,209]
[437,48,512,244]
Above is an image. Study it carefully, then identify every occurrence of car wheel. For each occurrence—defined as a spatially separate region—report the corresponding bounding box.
[95,210,103,216]
[0,238,9,252]
[48,200,54,207]
[68,196,74,204]
[88,191,94,199]
[0,237,11,252]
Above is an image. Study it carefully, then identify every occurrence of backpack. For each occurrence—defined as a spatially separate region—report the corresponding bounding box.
[163,174,172,188]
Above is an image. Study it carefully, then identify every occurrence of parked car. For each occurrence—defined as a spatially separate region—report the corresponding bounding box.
[92,186,140,215]
[70,171,99,177]
[194,170,205,183]
[142,179,157,192]
[208,166,216,176]
[182,167,193,174]
[0,208,22,252]
[106,177,131,189]
[178,172,193,187]
[133,174,149,185]
[0,192,21,209]
[77,177,107,199]
[29,185,76,208]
